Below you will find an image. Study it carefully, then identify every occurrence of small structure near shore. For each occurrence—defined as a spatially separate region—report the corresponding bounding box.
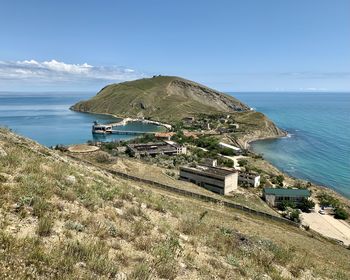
[92,121,112,134]
[155,132,175,141]
[179,165,238,195]
[263,188,310,207]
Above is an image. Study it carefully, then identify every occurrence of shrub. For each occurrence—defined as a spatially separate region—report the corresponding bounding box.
[32,197,51,218]
[238,159,248,166]
[290,210,300,223]
[65,221,85,232]
[334,207,349,220]
[37,216,53,236]
[317,192,339,208]
[130,263,152,280]
[299,198,315,213]
[219,147,235,156]
[277,201,296,211]
[153,236,181,279]
[95,151,113,164]
[272,175,284,186]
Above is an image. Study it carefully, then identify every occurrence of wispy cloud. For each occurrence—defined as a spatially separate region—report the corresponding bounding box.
[0,59,146,84]
[278,71,350,79]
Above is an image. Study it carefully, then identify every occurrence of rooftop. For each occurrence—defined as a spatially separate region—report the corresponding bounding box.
[127,141,181,153]
[180,165,236,179]
[263,188,311,197]
[155,132,175,138]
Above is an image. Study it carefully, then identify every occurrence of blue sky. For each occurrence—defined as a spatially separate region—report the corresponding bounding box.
[0,0,349,92]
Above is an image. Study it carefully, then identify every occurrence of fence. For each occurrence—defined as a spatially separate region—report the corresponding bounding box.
[68,154,299,227]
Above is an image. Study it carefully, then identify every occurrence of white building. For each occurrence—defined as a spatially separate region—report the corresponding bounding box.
[238,172,261,188]
[179,165,238,195]
[219,142,241,153]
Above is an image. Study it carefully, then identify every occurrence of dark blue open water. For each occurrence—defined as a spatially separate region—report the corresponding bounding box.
[232,92,350,198]
[0,92,164,147]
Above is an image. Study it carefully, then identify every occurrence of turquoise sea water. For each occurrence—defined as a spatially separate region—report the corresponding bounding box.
[1,91,349,198]
[232,92,350,198]
[0,92,164,147]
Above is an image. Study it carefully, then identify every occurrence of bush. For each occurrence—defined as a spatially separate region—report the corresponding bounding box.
[277,201,296,211]
[153,236,181,279]
[130,263,152,280]
[217,157,234,168]
[290,210,300,223]
[219,147,235,156]
[195,136,220,151]
[273,175,284,186]
[299,198,315,213]
[334,207,349,220]
[317,192,339,208]
[95,151,113,164]
[238,159,248,166]
[37,216,53,236]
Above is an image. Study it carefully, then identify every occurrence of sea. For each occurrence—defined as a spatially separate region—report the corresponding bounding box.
[0,91,164,147]
[232,92,350,198]
[0,91,349,198]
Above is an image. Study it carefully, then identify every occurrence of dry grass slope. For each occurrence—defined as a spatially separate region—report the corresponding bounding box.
[71,76,249,122]
[0,127,350,279]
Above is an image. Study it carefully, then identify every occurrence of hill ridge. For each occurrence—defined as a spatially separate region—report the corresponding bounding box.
[71,76,250,121]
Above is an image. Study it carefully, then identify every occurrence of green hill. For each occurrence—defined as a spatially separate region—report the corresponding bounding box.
[71,76,250,121]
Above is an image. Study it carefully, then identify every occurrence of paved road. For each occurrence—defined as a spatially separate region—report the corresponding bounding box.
[301,204,350,246]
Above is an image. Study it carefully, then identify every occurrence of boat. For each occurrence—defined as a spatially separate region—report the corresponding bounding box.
[92,121,112,134]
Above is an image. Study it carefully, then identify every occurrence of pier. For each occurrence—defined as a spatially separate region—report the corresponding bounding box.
[110,130,155,135]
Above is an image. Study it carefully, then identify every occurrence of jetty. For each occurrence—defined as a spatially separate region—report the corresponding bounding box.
[110,130,155,135]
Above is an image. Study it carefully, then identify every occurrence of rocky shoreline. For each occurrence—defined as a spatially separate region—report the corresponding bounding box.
[246,133,350,209]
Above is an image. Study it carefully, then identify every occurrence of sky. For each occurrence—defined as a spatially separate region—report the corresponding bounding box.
[0,0,349,92]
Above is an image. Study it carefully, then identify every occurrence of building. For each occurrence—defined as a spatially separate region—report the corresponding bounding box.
[263,188,311,207]
[155,132,175,141]
[238,172,260,188]
[92,121,112,134]
[127,141,186,158]
[183,131,199,139]
[179,165,238,195]
[218,142,241,154]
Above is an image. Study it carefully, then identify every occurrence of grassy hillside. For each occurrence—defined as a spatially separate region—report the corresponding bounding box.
[71,76,249,122]
[1,128,350,279]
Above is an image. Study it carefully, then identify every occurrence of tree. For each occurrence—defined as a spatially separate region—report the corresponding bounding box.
[334,207,349,220]
[219,147,235,156]
[238,159,248,166]
[290,209,300,222]
[299,198,315,213]
[317,192,339,208]
[277,201,296,211]
[275,175,284,186]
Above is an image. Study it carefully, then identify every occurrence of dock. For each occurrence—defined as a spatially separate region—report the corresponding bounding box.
[110,130,155,135]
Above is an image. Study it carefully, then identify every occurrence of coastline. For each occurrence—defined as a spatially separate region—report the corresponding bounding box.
[247,134,350,207]
[69,108,172,130]
[73,107,350,207]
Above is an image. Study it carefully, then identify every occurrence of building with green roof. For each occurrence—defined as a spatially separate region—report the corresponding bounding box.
[263,188,311,207]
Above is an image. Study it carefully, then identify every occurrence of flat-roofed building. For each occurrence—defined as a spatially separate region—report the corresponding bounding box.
[127,141,186,158]
[238,172,260,188]
[218,142,241,155]
[179,165,238,195]
[155,132,175,141]
[263,188,311,207]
